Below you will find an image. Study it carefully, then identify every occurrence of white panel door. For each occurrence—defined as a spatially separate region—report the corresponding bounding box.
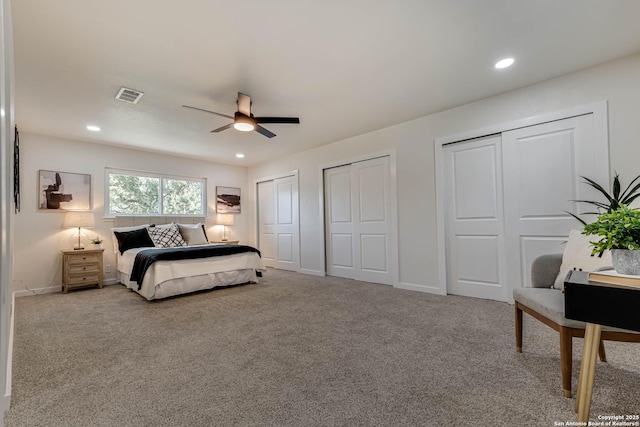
[325,157,394,285]
[257,180,276,268]
[443,113,608,302]
[444,135,508,301]
[325,165,355,279]
[502,114,607,295]
[257,175,300,271]
[274,176,299,271]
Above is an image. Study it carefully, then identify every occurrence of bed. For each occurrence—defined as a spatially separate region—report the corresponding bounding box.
[112,216,266,300]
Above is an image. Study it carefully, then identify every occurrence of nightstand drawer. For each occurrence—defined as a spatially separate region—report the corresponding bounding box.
[66,273,100,286]
[67,254,101,266]
[67,263,100,274]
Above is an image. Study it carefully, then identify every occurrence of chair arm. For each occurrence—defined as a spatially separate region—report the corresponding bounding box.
[531,254,563,288]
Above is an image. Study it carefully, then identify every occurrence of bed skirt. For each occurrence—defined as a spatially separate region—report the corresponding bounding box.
[118,268,258,300]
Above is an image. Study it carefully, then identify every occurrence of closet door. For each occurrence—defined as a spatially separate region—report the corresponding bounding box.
[325,164,355,279]
[502,114,606,293]
[273,175,299,271]
[443,135,508,301]
[257,175,300,271]
[443,113,608,302]
[325,156,394,285]
[257,180,277,268]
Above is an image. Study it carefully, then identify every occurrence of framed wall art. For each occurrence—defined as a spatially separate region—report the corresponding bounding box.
[38,170,92,211]
[216,186,241,214]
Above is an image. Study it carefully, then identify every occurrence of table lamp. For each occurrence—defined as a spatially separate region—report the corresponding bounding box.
[63,211,95,250]
[215,213,234,241]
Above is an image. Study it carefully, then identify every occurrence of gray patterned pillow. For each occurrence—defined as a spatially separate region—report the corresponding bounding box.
[147,224,187,248]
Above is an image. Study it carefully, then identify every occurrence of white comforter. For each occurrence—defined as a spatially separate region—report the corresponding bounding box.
[118,244,266,299]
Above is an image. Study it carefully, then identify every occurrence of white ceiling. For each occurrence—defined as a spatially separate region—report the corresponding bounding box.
[12,0,640,166]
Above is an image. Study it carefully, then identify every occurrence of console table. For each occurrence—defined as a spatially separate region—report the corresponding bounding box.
[564,270,640,422]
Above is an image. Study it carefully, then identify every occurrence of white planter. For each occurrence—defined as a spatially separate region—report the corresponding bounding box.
[611,249,640,275]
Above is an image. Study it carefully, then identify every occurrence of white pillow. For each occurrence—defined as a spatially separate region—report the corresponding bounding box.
[110,224,150,254]
[554,229,613,290]
[177,223,209,246]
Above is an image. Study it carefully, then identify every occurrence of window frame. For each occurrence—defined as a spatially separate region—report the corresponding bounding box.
[105,168,207,217]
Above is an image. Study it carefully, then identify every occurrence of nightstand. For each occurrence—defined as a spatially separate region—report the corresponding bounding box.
[210,240,239,244]
[61,249,104,293]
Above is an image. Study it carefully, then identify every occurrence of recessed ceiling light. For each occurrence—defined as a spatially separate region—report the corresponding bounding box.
[236,153,245,158]
[86,125,101,132]
[0,108,4,117]
[495,58,515,69]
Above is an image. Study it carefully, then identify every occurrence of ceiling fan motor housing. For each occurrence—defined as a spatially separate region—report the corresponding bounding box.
[233,112,256,131]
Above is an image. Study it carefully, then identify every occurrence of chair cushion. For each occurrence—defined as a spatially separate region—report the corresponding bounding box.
[514,288,585,328]
[514,288,639,333]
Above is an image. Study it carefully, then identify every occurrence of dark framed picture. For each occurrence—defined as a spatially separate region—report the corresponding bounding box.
[38,170,91,211]
[216,186,241,214]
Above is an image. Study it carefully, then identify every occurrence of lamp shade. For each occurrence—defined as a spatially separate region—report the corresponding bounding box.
[63,211,95,228]
[215,214,234,226]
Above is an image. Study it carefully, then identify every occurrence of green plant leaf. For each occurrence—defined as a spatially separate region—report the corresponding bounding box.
[612,173,621,200]
[620,177,640,203]
[564,210,587,226]
[627,193,640,205]
[580,176,615,206]
[582,204,640,255]
[569,199,610,211]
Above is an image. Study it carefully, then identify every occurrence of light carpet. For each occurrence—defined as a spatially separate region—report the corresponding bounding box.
[5,269,640,426]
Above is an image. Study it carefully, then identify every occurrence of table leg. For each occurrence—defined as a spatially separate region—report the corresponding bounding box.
[577,323,602,422]
[575,322,593,413]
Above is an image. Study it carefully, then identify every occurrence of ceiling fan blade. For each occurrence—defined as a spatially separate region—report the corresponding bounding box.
[210,123,234,133]
[237,93,251,116]
[182,105,233,120]
[255,125,276,138]
[254,117,300,124]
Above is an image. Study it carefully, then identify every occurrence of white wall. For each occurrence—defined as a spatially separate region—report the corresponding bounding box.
[0,0,13,420]
[248,53,640,292]
[13,132,249,293]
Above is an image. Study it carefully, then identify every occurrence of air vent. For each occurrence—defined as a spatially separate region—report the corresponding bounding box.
[115,87,144,104]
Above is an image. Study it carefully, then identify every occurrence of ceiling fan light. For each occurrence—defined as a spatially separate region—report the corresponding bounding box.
[233,122,255,132]
[233,112,256,132]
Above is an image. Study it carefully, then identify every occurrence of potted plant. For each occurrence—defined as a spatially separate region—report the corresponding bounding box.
[89,236,104,249]
[582,204,640,274]
[569,172,640,225]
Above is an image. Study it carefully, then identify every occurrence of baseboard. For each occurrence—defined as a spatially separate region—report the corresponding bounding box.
[4,292,15,413]
[395,282,446,295]
[14,280,120,298]
[298,269,325,277]
[0,394,10,427]
[13,286,62,298]
[1,295,15,426]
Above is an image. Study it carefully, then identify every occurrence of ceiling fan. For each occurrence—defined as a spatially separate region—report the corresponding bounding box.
[183,92,300,138]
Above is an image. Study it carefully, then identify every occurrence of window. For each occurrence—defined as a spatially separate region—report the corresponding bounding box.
[106,169,206,216]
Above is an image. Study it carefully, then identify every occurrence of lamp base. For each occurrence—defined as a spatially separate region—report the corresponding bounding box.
[73,247,86,250]
[70,227,89,250]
